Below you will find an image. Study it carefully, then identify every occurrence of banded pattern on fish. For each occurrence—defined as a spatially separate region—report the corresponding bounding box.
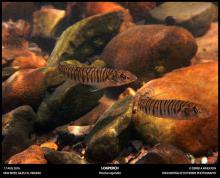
[58,61,137,89]
[136,95,210,119]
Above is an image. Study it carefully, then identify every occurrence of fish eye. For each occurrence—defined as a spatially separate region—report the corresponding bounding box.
[192,106,198,114]
[119,73,127,80]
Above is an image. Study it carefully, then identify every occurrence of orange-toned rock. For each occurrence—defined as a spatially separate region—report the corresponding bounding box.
[2,19,31,44]
[85,2,134,33]
[191,23,218,65]
[40,142,58,151]
[85,2,126,16]
[2,48,33,65]
[102,25,197,78]
[133,61,218,155]
[11,53,46,69]
[118,87,136,100]
[2,69,47,113]
[7,145,47,164]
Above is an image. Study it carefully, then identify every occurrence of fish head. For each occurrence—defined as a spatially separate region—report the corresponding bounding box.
[107,70,137,87]
[178,103,211,119]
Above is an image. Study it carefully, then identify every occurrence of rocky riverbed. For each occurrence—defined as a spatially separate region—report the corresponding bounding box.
[2,2,218,164]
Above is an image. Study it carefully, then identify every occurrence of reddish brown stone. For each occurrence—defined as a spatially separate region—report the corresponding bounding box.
[127,2,156,20]
[85,2,126,16]
[11,53,46,69]
[102,25,197,78]
[7,145,47,164]
[134,61,218,155]
[2,69,47,113]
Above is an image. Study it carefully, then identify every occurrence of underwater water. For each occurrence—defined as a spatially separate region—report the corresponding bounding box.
[2,2,218,165]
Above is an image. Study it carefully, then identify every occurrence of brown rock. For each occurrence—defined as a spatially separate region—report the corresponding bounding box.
[133,61,218,155]
[102,25,197,79]
[2,2,37,21]
[137,144,190,164]
[2,19,31,48]
[3,48,31,59]
[191,23,218,65]
[72,94,115,125]
[2,69,47,113]
[127,2,156,21]
[7,145,47,164]
[11,53,46,69]
[2,105,37,162]
[31,6,65,38]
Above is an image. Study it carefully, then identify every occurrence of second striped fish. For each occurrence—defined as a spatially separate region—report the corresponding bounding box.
[58,61,137,90]
[133,94,210,119]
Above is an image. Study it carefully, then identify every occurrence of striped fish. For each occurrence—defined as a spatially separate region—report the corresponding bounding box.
[58,61,137,89]
[133,95,210,119]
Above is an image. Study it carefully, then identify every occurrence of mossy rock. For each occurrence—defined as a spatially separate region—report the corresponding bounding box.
[47,11,123,67]
[84,95,133,162]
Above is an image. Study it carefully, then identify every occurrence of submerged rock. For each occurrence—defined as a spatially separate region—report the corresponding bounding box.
[85,2,126,16]
[36,81,103,129]
[133,61,218,155]
[7,145,47,164]
[102,25,197,80]
[191,22,218,65]
[40,142,58,151]
[43,148,88,164]
[72,94,115,126]
[31,6,66,38]
[36,60,104,130]
[11,53,46,69]
[2,69,47,113]
[149,2,217,36]
[2,106,37,162]
[2,66,20,81]
[47,11,124,67]
[137,144,190,164]
[127,2,156,21]
[85,2,135,33]
[84,96,133,162]
[2,2,37,21]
